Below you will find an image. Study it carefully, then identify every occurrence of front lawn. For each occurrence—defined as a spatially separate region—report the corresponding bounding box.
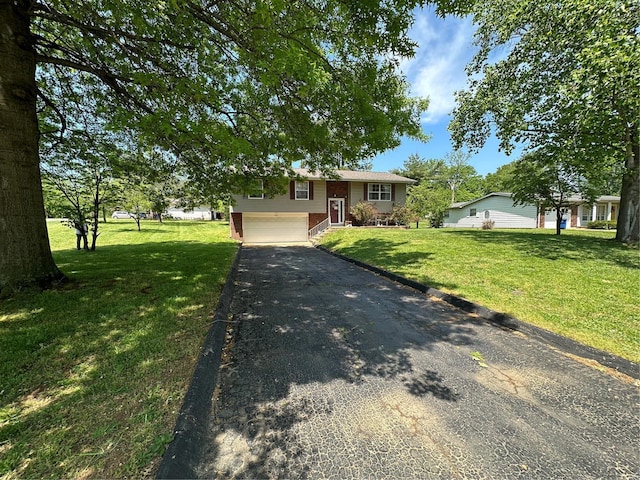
[319,228,639,363]
[0,220,238,479]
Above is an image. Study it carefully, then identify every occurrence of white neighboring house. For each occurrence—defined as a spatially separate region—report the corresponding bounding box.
[542,195,620,230]
[444,193,538,228]
[165,205,215,220]
[443,192,621,230]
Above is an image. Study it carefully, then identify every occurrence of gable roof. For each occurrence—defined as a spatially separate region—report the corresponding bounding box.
[448,192,621,209]
[448,192,513,209]
[294,168,416,184]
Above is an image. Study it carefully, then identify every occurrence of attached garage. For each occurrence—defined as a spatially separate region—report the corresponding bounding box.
[242,213,308,243]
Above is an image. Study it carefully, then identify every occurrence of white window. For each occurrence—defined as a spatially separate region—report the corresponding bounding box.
[368,183,391,201]
[295,181,309,200]
[248,181,264,199]
[581,206,592,223]
[596,204,606,221]
[469,208,477,217]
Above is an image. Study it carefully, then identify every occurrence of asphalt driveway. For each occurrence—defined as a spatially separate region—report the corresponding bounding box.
[182,245,638,479]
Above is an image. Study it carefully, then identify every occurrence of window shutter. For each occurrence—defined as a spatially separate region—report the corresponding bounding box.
[391,184,396,202]
[309,181,314,200]
[363,183,368,201]
[290,181,295,199]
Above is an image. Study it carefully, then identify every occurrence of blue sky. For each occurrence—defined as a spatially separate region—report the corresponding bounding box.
[371,8,519,176]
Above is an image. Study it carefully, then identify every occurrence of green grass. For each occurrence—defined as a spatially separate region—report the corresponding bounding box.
[0,220,238,479]
[319,227,640,363]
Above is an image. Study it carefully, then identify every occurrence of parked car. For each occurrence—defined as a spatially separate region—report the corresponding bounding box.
[111,211,131,219]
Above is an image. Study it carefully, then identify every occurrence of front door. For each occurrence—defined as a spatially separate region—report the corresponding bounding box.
[329,198,344,225]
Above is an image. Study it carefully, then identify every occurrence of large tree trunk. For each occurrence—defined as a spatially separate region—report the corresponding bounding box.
[615,125,639,244]
[0,1,63,295]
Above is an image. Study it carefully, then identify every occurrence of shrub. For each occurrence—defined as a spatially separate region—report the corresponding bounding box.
[587,220,617,230]
[482,219,495,230]
[429,212,445,228]
[350,201,377,226]
[389,204,414,226]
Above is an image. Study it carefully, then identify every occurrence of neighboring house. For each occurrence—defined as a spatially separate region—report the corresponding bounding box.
[165,205,216,220]
[444,193,538,228]
[541,195,620,230]
[230,168,416,243]
[443,192,620,230]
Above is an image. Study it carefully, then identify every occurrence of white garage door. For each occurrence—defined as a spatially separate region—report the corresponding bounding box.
[243,213,308,243]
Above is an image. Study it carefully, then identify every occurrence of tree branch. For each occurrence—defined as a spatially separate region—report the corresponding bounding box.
[32,5,196,50]
[36,86,67,150]
[35,54,155,114]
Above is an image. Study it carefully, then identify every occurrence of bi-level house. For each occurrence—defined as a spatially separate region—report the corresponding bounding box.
[230,168,416,243]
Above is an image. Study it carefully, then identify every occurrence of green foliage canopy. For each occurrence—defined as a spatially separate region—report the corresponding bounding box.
[395,153,483,225]
[35,1,430,181]
[508,152,599,235]
[483,162,516,195]
[449,0,639,242]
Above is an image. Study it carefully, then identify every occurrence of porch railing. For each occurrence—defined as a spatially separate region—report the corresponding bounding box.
[309,217,331,239]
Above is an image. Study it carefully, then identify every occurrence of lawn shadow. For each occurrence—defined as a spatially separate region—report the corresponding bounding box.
[195,245,479,478]
[0,240,238,478]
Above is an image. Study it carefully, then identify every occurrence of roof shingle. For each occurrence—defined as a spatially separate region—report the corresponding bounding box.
[294,168,416,184]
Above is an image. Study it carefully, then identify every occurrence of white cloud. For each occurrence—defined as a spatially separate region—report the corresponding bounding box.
[401,11,477,124]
